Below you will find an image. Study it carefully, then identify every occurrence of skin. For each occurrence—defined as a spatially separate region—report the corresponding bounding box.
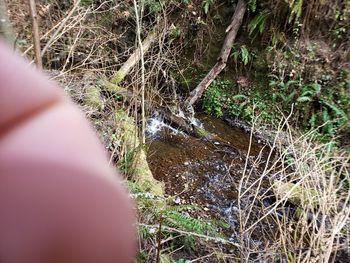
[0,40,136,263]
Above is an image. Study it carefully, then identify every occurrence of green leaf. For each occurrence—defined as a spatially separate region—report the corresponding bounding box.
[285,91,296,103]
[322,100,348,120]
[309,112,317,128]
[297,96,312,102]
[231,94,248,101]
[285,80,300,89]
[204,2,209,14]
[231,50,240,61]
[248,0,257,12]
[248,11,270,36]
[322,109,333,135]
[202,0,214,14]
[240,46,250,65]
[289,0,303,23]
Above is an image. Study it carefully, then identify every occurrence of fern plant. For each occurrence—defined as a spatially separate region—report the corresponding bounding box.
[248,10,270,36]
[288,0,303,23]
[163,209,223,237]
[297,83,321,102]
[248,0,257,12]
[231,45,255,66]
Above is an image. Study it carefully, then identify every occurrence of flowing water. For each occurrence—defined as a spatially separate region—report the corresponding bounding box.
[146,113,274,246]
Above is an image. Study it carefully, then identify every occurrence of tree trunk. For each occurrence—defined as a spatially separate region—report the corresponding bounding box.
[184,0,247,108]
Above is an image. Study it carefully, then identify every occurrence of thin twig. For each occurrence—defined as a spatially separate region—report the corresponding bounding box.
[40,0,81,58]
[28,0,42,68]
[133,0,146,144]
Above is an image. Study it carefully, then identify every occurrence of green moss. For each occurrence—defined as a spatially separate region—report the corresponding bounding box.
[115,110,164,196]
[111,71,125,85]
[84,86,104,110]
[273,181,320,207]
[195,127,211,138]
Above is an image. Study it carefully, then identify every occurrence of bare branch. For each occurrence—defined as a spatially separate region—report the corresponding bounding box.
[28,0,42,68]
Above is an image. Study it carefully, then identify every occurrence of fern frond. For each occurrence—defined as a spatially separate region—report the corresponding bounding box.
[248,11,270,35]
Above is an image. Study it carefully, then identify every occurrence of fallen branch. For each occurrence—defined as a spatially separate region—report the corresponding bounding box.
[110,25,159,85]
[159,108,214,139]
[184,0,247,109]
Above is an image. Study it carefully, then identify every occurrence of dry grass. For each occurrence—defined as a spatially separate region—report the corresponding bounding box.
[237,112,350,262]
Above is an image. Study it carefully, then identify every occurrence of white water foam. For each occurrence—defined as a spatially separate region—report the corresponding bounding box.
[146,116,185,137]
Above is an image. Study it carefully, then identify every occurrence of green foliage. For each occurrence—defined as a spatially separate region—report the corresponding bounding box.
[81,0,93,6]
[202,80,230,117]
[268,71,350,139]
[231,45,255,66]
[202,69,349,140]
[168,27,182,45]
[143,0,162,15]
[163,209,223,237]
[161,207,227,252]
[203,80,275,124]
[129,181,227,256]
[248,0,257,12]
[248,11,270,36]
[118,147,137,175]
[297,83,320,102]
[271,31,287,49]
[81,0,92,5]
[296,83,348,139]
[202,0,214,14]
[288,0,303,23]
[227,94,249,118]
[172,259,191,263]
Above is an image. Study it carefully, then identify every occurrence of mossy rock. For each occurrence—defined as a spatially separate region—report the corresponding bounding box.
[84,86,104,110]
[194,126,212,139]
[115,110,164,196]
[273,181,320,207]
[111,71,125,85]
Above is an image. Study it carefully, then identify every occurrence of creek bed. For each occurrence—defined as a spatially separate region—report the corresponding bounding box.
[146,113,276,251]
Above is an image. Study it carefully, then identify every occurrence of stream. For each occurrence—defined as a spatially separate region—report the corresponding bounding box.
[146,113,274,248]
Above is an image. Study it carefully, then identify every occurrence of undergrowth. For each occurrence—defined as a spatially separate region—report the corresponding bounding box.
[202,72,350,142]
[235,115,350,262]
[128,181,230,262]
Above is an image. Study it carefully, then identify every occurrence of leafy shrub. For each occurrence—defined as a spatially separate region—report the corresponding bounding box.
[203,80,274,124]
[202,80,230,117]
[231,45,256,66]
[143,0,162,15]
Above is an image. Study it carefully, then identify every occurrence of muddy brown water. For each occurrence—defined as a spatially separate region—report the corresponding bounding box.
[146,113,350,262]
[146,114,273,241]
